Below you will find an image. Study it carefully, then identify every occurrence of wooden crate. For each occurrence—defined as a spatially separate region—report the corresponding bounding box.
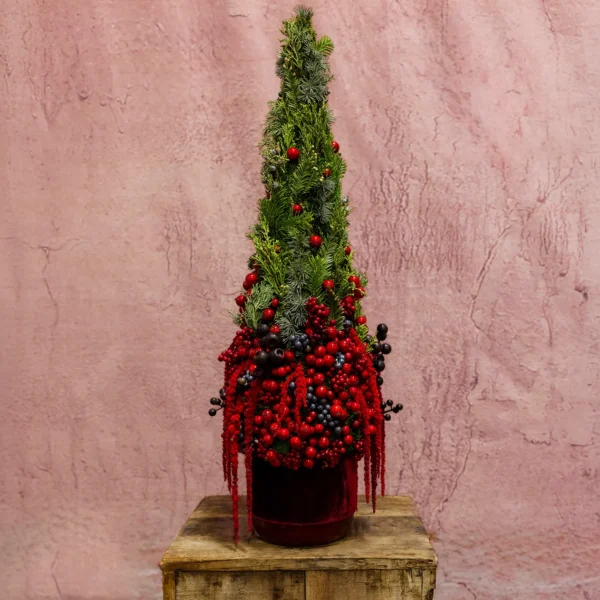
[160,495,437,600]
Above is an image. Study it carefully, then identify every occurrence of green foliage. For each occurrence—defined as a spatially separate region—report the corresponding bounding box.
[273,439,291,454]
[236,6,370,343]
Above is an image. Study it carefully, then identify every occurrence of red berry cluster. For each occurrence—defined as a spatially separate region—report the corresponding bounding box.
[218,269,387,543]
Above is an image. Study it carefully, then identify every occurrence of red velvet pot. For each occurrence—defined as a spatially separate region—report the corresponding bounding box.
[251,456,358,546]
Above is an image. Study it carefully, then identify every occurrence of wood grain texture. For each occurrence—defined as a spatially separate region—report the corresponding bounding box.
[162,571,176,600]
[176,571,305,600]
[160,496,437,573]
[306,570,435,600]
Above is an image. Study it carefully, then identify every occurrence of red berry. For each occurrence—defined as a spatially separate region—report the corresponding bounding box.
[326,341,339,355]
[314,373,325,385]
[254,415,263,426]
[263,434,274,446]
[315,345,327,358]
[345,246,351,255]
[332,140,340,153]
[344,435,354,445]
[290,436,302,450]
[323,355,335,368]
[354,287,365,299]
[246,272,259,286]
[262,380,278,392]
[323,279,335,291]
[284,350,295,362]
[316,385,328,398]
[293,204,303,214]
[278,428,290,440]
[348,275,360,286]
[266,450,277,462]
[270,422,279,434]
[299,424,311,438]
[263,308,275,321]
[270,324,280,334]
[303,458,315,469]
[271,298,280,308]
[325,326,337,340]
[342,425,351,435]
[367,424,377,435]
[287,147,300,161]
[356,316,367,325]
[305,353,316,365]
[318,436,330,449]
[331,405,344,418]
[309,234,322,248]
[314,423,324,434]
[323,168,331,177]
[235,295,247,307]
[315,358,325,369]
[305,446,317,458]
[339,339,351,352]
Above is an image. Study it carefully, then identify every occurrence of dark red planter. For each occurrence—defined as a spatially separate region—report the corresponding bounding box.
[251,456,358,546]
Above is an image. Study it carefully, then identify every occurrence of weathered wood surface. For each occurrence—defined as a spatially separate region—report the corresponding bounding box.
[305,570,436,600]
[175,571,305,600]
[160,495,437,573]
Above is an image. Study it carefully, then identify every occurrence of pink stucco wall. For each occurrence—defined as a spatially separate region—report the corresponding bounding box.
[1,1,599,598]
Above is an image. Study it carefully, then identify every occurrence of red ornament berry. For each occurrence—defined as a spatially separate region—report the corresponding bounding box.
[293,204,303,214]
[315,345,327,358]
[331,405,344,418]
[266,450,277,462]
[345,246,351,255]
[318,436,330,449]
[290,436,302,450]
[262,379,278,392]
[332,140,340,153]
[277,428,290,440]
[314,373,325,385]
[309,234,322,248]
[314,423,325,434]
[299,424,311,438]
[235,295,247,307]
[322,279,335,291]
[303,458,315,469]
[315,385,328,398]
[284,350,295,362]
[326,341,339,355]
[325,326,337,340]
[348,275,360,286]
[344,435,354,445]
[287,147,300,161]
[323,355,335,368]
[271,298,280,308]
[246,272,259,286]
[263,308,275,321]
[270,324,280,334]
[263,434,274,446]
[323,168,331,177]
[356,315,367,325]
[305,446,317,458]
[354,287,365,299]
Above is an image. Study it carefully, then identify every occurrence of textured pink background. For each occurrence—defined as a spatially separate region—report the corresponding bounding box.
[2,1,600,598]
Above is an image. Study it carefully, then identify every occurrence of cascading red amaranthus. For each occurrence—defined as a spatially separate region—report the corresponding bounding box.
[217,298,389,543]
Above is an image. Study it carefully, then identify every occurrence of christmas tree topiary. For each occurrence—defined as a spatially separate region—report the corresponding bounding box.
[209,6,402,543]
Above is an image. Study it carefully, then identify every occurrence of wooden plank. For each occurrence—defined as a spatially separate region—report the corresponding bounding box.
[422,568,437,600]
[160,496,437,573]
[162,570,175,600]
[305,569,435,600]
[175,570,305,600]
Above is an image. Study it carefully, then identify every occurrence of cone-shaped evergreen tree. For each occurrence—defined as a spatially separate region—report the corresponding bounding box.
[210,6,402,543]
